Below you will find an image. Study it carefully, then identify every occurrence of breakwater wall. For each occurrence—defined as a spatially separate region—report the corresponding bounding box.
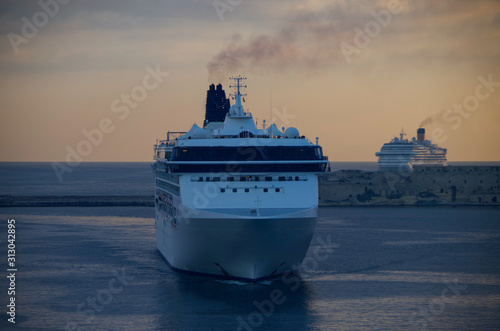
[1,166,498,207]
[0,195,154,207]
[319,166,500,206]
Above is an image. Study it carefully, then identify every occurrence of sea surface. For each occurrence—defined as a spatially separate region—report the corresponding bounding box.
[0,162,499,330]
[1,162,499,196]
[0,206,499,330]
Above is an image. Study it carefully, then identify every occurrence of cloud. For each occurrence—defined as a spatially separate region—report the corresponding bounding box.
[207,0,500,81]
[0,0,225,73]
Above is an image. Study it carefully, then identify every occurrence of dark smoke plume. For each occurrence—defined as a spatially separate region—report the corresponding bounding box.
[206,1,380,82]
[419,117,433,128]
[207,34,300,83]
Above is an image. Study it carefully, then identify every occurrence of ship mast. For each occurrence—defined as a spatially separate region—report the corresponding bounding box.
[229,76,247,117]
[399,128,406,141]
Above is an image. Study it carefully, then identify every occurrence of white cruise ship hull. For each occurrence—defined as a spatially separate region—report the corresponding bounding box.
[153,79,328,281]
[376,129,447,171]
[155,205,317,280]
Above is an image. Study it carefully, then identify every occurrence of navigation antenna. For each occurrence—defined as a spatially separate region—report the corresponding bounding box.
[400,128,406,141]
[270,86,273,126]
[229,76,247,116]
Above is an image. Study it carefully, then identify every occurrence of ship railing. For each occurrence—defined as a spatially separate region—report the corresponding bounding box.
[156,140,177,147]
[166,131,187,142]
[228,111,253,118]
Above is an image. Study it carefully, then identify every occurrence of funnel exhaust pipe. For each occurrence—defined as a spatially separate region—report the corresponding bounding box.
[417,128,425,142]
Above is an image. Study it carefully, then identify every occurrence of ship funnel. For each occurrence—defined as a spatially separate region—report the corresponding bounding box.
[204,83,230,128]
[417,128,425,142]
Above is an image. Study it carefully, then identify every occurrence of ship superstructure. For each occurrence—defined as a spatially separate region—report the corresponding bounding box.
[376,128,447,171]
[152,77,328,280]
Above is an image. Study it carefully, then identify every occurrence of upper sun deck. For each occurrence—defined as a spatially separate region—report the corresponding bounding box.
[153,77,328,172]
[155,77,318,149]
[154,129,316,151]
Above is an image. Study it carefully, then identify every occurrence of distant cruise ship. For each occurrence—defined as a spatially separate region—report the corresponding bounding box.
[376,128,447,171]
[152,77,328,280]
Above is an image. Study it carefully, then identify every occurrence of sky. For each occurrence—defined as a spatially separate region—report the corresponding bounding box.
[0,0,499,162]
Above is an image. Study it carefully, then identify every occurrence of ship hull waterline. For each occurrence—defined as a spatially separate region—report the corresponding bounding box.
[155,207,318,281]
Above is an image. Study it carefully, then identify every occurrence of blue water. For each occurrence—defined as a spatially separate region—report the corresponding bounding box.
[0,162,154,196]
[1,162,499,196]
[0,206,499,330]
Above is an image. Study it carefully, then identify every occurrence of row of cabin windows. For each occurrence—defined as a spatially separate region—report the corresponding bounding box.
[170,163,327,173]
[192,175,306,182]
[173,146,323,161]
[220,188,281,193]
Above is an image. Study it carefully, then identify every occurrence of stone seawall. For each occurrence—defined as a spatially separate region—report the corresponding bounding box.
[1,167,499,207]
[319,166,500,206]
[0,195,154,207]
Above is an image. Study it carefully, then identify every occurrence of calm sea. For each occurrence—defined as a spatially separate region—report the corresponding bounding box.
[0,162,499,330]
[0,206,499,330]
[1,162,499,196]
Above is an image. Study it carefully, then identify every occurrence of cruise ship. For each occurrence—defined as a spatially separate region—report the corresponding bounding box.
[376,128,447,171]
[152,77,328,281]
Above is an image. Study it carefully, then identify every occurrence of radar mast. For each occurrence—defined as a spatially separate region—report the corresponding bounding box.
[229,76,247,116]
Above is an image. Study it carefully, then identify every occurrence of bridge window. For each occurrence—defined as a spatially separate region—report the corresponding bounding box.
[173,146,324,162]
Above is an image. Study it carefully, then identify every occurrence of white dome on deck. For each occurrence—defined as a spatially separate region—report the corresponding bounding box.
[284,127,300,138]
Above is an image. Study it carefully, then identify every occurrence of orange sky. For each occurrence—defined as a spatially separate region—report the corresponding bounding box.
[1,0,499,162]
